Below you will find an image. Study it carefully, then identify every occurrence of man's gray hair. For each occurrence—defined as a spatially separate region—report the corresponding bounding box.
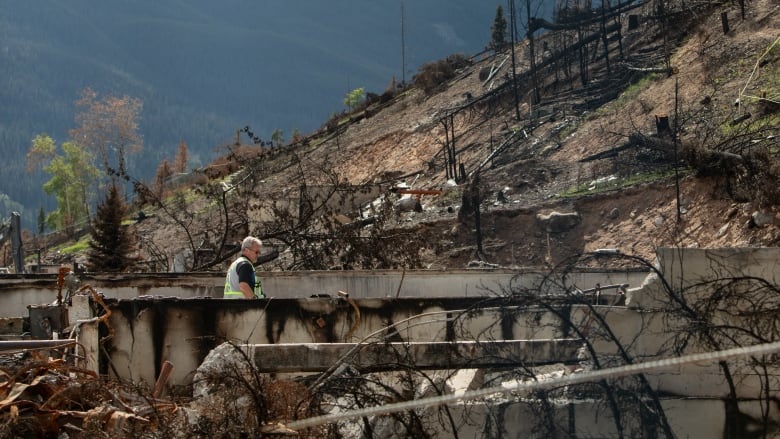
[241,236,262,250]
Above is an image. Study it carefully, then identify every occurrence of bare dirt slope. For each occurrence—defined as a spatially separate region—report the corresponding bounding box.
[279,0,780,269]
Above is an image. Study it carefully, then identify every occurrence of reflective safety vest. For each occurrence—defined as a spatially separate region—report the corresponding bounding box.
[224,256,264,298]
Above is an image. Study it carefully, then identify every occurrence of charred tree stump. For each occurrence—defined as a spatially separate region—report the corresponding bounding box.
[628,14,639,30]
[655,114,671,135]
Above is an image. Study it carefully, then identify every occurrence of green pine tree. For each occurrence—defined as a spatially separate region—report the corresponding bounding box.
[88,184,135,272]
[343,87,365,112]
[490,5,508,52]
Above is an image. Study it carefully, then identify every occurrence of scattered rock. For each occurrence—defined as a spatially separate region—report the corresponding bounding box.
[607,208,620,219]
[536,211,581,233]
[397,197,422,212]
[751,211,773,227]
[192,342,255,400]
[715,223,730,238]
[186,342,263,433]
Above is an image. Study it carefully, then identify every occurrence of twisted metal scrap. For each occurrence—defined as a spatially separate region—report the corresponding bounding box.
[56,266,71,305]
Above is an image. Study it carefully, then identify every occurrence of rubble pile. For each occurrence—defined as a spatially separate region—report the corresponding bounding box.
[0,344,320,438]
[0,350,176,438]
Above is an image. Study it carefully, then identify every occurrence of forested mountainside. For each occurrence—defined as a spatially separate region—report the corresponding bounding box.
[0,1,519,228]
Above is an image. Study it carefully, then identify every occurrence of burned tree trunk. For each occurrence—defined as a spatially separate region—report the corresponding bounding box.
[440,115,459,181]
[472,173,483,258]
[458,172,484,259]
[600,1,611,75]
[578,24,589,86]
[526,0,541,104]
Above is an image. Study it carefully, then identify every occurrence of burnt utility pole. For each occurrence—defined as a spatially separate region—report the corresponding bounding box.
[400,0,407,85]
[525,0,540,104]
[508,0,521,121]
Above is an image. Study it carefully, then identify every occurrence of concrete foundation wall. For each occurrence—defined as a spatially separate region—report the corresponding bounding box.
[657,247,780,289]
[75,247,780,393]
[14,247,780,436]
[0,269,647,318]
[103,297,587,387]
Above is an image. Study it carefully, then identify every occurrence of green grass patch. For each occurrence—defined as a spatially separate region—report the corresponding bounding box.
[720,111,780,138]
[59,235,91,255]
[587,73,660,120]
[558,168,684,198]
[614,73,659,106]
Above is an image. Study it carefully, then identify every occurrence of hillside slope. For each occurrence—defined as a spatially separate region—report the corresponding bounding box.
[27,0,780,273]
[0,1,502,227]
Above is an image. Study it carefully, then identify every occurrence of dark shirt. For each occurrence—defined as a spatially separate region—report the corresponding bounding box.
[236,260,255,288]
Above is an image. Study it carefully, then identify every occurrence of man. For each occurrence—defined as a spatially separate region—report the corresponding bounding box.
[224,236,264,299]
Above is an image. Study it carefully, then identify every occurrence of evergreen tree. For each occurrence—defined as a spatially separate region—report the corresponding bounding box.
[37,207,46,235]
[88,184,135,272]
[490,5,508,51]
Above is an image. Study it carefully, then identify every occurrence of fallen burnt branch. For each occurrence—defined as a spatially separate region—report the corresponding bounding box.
[579,132,677,163]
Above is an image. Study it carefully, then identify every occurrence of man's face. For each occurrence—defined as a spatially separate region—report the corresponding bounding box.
[246,245,261,263]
